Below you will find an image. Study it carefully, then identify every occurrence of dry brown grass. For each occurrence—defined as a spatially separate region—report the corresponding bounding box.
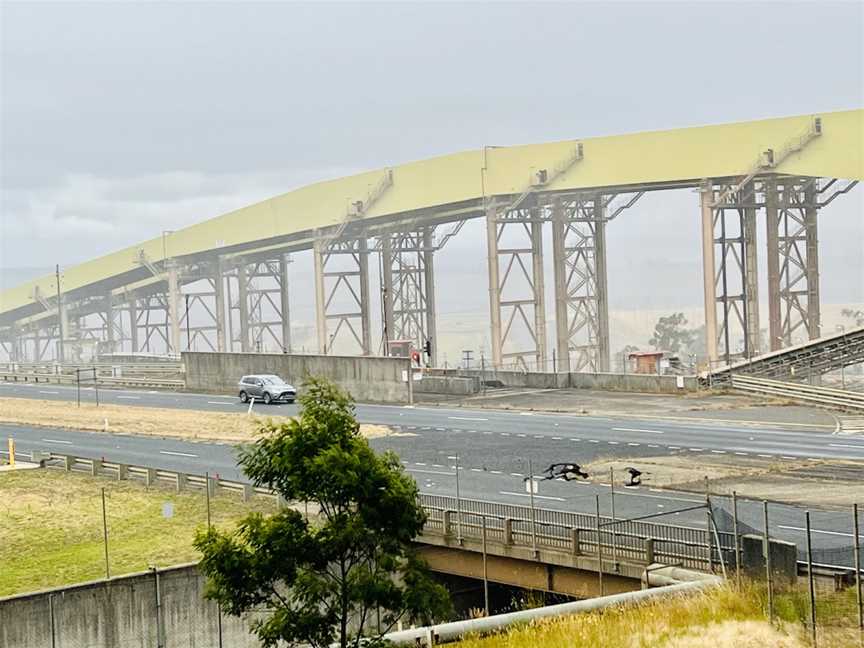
[0,397,402,443]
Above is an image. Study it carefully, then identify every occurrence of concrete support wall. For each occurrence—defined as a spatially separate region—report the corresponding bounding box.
[428,368,697,394]
[183,351,410,403]
[0,564,257,648]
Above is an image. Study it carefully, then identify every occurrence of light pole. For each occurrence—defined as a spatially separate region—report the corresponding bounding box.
[448,454,462,544]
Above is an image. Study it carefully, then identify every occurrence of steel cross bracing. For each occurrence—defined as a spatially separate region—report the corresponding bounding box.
[314,237,372,355]
[701,180,761,365]
[225,258,291,353]
[551,195,610,373]
[486,203,548,371]
[379,228,437,363]
[765,177,821,349]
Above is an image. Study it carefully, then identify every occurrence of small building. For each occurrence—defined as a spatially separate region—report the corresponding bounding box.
[628,350,665,374]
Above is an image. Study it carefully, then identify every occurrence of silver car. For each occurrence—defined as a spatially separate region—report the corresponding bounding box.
[238,374,297,405]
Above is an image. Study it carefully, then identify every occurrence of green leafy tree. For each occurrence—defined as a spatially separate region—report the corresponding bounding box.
[649,313,697,354]
[194,377,451,648]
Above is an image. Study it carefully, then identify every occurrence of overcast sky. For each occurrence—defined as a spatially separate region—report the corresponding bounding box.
[1,1,862,317]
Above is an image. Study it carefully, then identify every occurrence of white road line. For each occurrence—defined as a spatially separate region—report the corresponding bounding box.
[117,396,141,400]
[39,390,59,394]
[510,472,524,477]
[612,427,665,434]
[533,435,544,439]
[470,468,483,472]
[408,468,455,476]
[159,450,198,458]
[207,401,234,406]
[781,456,796,460]
[519,412,533,416]
[415,462,427,466]
[829,443,864,449]
[448,416,489,422]
[499,491,566,502]
[552,437,562,440]
[689,448,704,451]
[648,444,659,448]
[517,434,527,438]
[734,452,749,456]
[758,454,773,458]
[432,464,443,468]
[778,525,854,538]
[669,446,681,449]
[608,441,620,445]
[628,443,640,447]
[589,439,600,443]
[711,450,726,454]
[501,433,510,436]
[490,470,503,474]
[42,438,73,445]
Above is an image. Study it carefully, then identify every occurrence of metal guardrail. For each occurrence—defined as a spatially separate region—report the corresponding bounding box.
[730,374,864,412]
[37,452,727,573]
[0,372,185,389]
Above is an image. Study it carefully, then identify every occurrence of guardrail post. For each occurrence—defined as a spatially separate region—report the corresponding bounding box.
[175,473,187,493]
[571,528,581,555]
[503,518,513,546]
[207,476,217,498]
[91,458,102,477]
[242,483,253,502]
[64,455,73,472]
[145,468,156,487]
[644,537,655,564]
[442,510,452,537]
[117,464,127,481]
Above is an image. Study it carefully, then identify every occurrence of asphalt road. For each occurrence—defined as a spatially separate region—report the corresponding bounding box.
[1,381,861,563]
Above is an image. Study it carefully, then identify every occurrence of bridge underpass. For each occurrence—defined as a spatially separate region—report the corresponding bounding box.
[0,110,860,373]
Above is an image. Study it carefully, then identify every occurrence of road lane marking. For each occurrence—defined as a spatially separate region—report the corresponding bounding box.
[608,441,620,445]
[448,416,489,422]
[781,456,796,460]
[628,443,640,447]
[499,491,566,502]
[778,525,854,538]
[501,433,510,436]
[552,437,562,440]
[408,468,455,476]
[490,470,502,474]
[39,390,59,394]
[415,462,427,466]
[470,468,483,472]
[711,450,726,454]
[42,438,73,445]
[829,443,864,449]
[689,448,704,451]
[117,396,141,400]
[519,412,533,416]
[612,427,665,434]
[207,401,235,406]
[758,454,773,458]
[159,450,198,458]
[734,452,749,456]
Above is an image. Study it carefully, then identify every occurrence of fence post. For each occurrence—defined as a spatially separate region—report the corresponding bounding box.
[91,458,102,477]
[595,494,604,596]
[503,518,513,545]
[145,468,156,487]
[64,455,73,472]
[175,473,187,493]
[644,537,655,564]
[763,500,774,623]
[442,510,452,537]
[117,464,128,481]
[571,528,580,555]
[732,490,741,590]
[243,483,253,502]
[854,503,863,636]
[805,511,817,647]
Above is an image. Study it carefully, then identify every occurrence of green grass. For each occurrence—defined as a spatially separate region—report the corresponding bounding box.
[452,582,863,648]
[0,468,276,596]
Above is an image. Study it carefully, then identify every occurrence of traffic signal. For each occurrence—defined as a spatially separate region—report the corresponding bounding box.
[423,339,432,356]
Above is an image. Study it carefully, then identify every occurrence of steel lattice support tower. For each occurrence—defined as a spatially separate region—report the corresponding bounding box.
[486,203,547,371]
[380,228,437,363]
[701,180,761,364]
[314,237,372,355]
[765,177,821,348]
[551,194,610,373]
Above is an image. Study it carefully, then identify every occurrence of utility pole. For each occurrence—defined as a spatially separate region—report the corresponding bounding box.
[55,264,64,364]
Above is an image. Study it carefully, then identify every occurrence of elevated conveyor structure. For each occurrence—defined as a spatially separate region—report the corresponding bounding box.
[709,324,864,384]
[1,110,861,367]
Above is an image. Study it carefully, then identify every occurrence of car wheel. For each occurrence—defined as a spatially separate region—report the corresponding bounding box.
[239,391,248,403]
[286,399,295,404]
[263,392,272,405]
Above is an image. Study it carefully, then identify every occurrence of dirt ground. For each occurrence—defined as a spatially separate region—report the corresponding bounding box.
[0,398,402,443]
[586,453,864,508]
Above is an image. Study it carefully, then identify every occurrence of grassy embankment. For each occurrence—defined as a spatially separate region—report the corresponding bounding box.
[452,582,862,648]
[0,397,396,442]
[0,468,277,597]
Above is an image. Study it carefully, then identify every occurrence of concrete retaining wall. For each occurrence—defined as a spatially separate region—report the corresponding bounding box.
[0,564,258,648]
[183,352,410,403]
[414,375,480,396]
[429,368,697,394]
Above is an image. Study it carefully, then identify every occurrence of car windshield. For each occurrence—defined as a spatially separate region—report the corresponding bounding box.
[261,376,283,385]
